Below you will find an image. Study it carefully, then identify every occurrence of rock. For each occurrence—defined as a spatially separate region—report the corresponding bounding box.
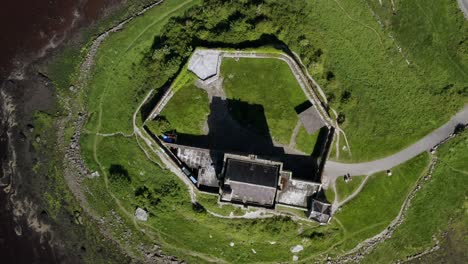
[293,255,299,261]
[229,242,235,247]
[26,124,34,132]
[69,85,75,92]
[290,245,303,253]
[135,208,148,221]
[89,171,100,178]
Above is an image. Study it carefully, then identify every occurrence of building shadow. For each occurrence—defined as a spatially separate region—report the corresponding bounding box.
[174,96,327,182]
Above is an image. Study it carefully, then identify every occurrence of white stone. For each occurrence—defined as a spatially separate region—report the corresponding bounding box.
[290,245,304,253]
[90,171,100,178]
[135,207,148,221]
[229,242,235,247]
[293,255,299,262]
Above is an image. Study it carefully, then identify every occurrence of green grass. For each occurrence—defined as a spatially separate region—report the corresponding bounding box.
[362,131,468,263]
[332,153,430,252]
[221,57,310,145]
[87,134,342,263]
[324,187,336,204]
[75,0,467,262]
[305,0,468,162]
[276,205,308,218]
[295,125,320,154]
[84,0,200,135]
[197,193,243,216]
[335,175,366,202]
[160,83,209,135]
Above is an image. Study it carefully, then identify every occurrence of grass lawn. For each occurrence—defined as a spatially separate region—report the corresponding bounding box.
[331,153,430,252]
[295,125,320,154]
[362,131,468,263]
[160,83,209,135]
[221,57,312,145]
[335,175,366,202]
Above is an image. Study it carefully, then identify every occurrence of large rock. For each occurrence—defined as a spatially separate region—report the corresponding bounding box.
[290,245,303,253]
[135,207,148,221]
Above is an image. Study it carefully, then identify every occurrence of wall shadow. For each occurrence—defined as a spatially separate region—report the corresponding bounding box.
[176,96,324,182]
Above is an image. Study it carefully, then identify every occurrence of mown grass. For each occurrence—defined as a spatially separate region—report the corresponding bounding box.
[295,125,320,154]
[332,153,430,252]
[335,175,366,202]
[362,131,468,263]
[160,83,209,135]
[221,57,311,145]
[306,0,468,162]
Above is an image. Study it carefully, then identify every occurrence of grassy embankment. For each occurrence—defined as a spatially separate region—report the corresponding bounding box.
[362,130,468,263]
[324,153,430,256]
[33,0,185,262]
[306,0,468,161]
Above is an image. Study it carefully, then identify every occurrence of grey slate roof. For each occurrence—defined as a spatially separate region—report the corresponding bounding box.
[223,182,277,206]
[224,159,279,188]
[298,105,325,135]
[221,158,280,206]
[308,200,332,223]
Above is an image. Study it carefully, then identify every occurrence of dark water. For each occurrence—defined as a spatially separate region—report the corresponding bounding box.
[0,0,119,263]
[0,0,112,79]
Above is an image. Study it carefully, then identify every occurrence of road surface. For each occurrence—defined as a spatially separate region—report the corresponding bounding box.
[458,0,468,19]
[322,105,468,186]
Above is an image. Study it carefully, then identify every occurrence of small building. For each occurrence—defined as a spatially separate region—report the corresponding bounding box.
[308,200,332,223]
[298,105,326,135]
[220,154,281,207]
[187,50,221,80]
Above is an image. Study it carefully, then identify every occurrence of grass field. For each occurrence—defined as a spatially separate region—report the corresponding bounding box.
[159,83,209,135]
[221,57,311,145]
[335,175,366,202]
[331,153,430,252]
[295,126,320,154]
[305,0,468,162]
[362,131,468,263]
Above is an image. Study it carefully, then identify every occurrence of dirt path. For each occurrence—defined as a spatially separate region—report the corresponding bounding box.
[289,120,302,148]
[331,174,371,213]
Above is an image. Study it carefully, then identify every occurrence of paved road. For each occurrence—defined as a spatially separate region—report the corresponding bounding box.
[323,106,468,186]
[458,0,468,19]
